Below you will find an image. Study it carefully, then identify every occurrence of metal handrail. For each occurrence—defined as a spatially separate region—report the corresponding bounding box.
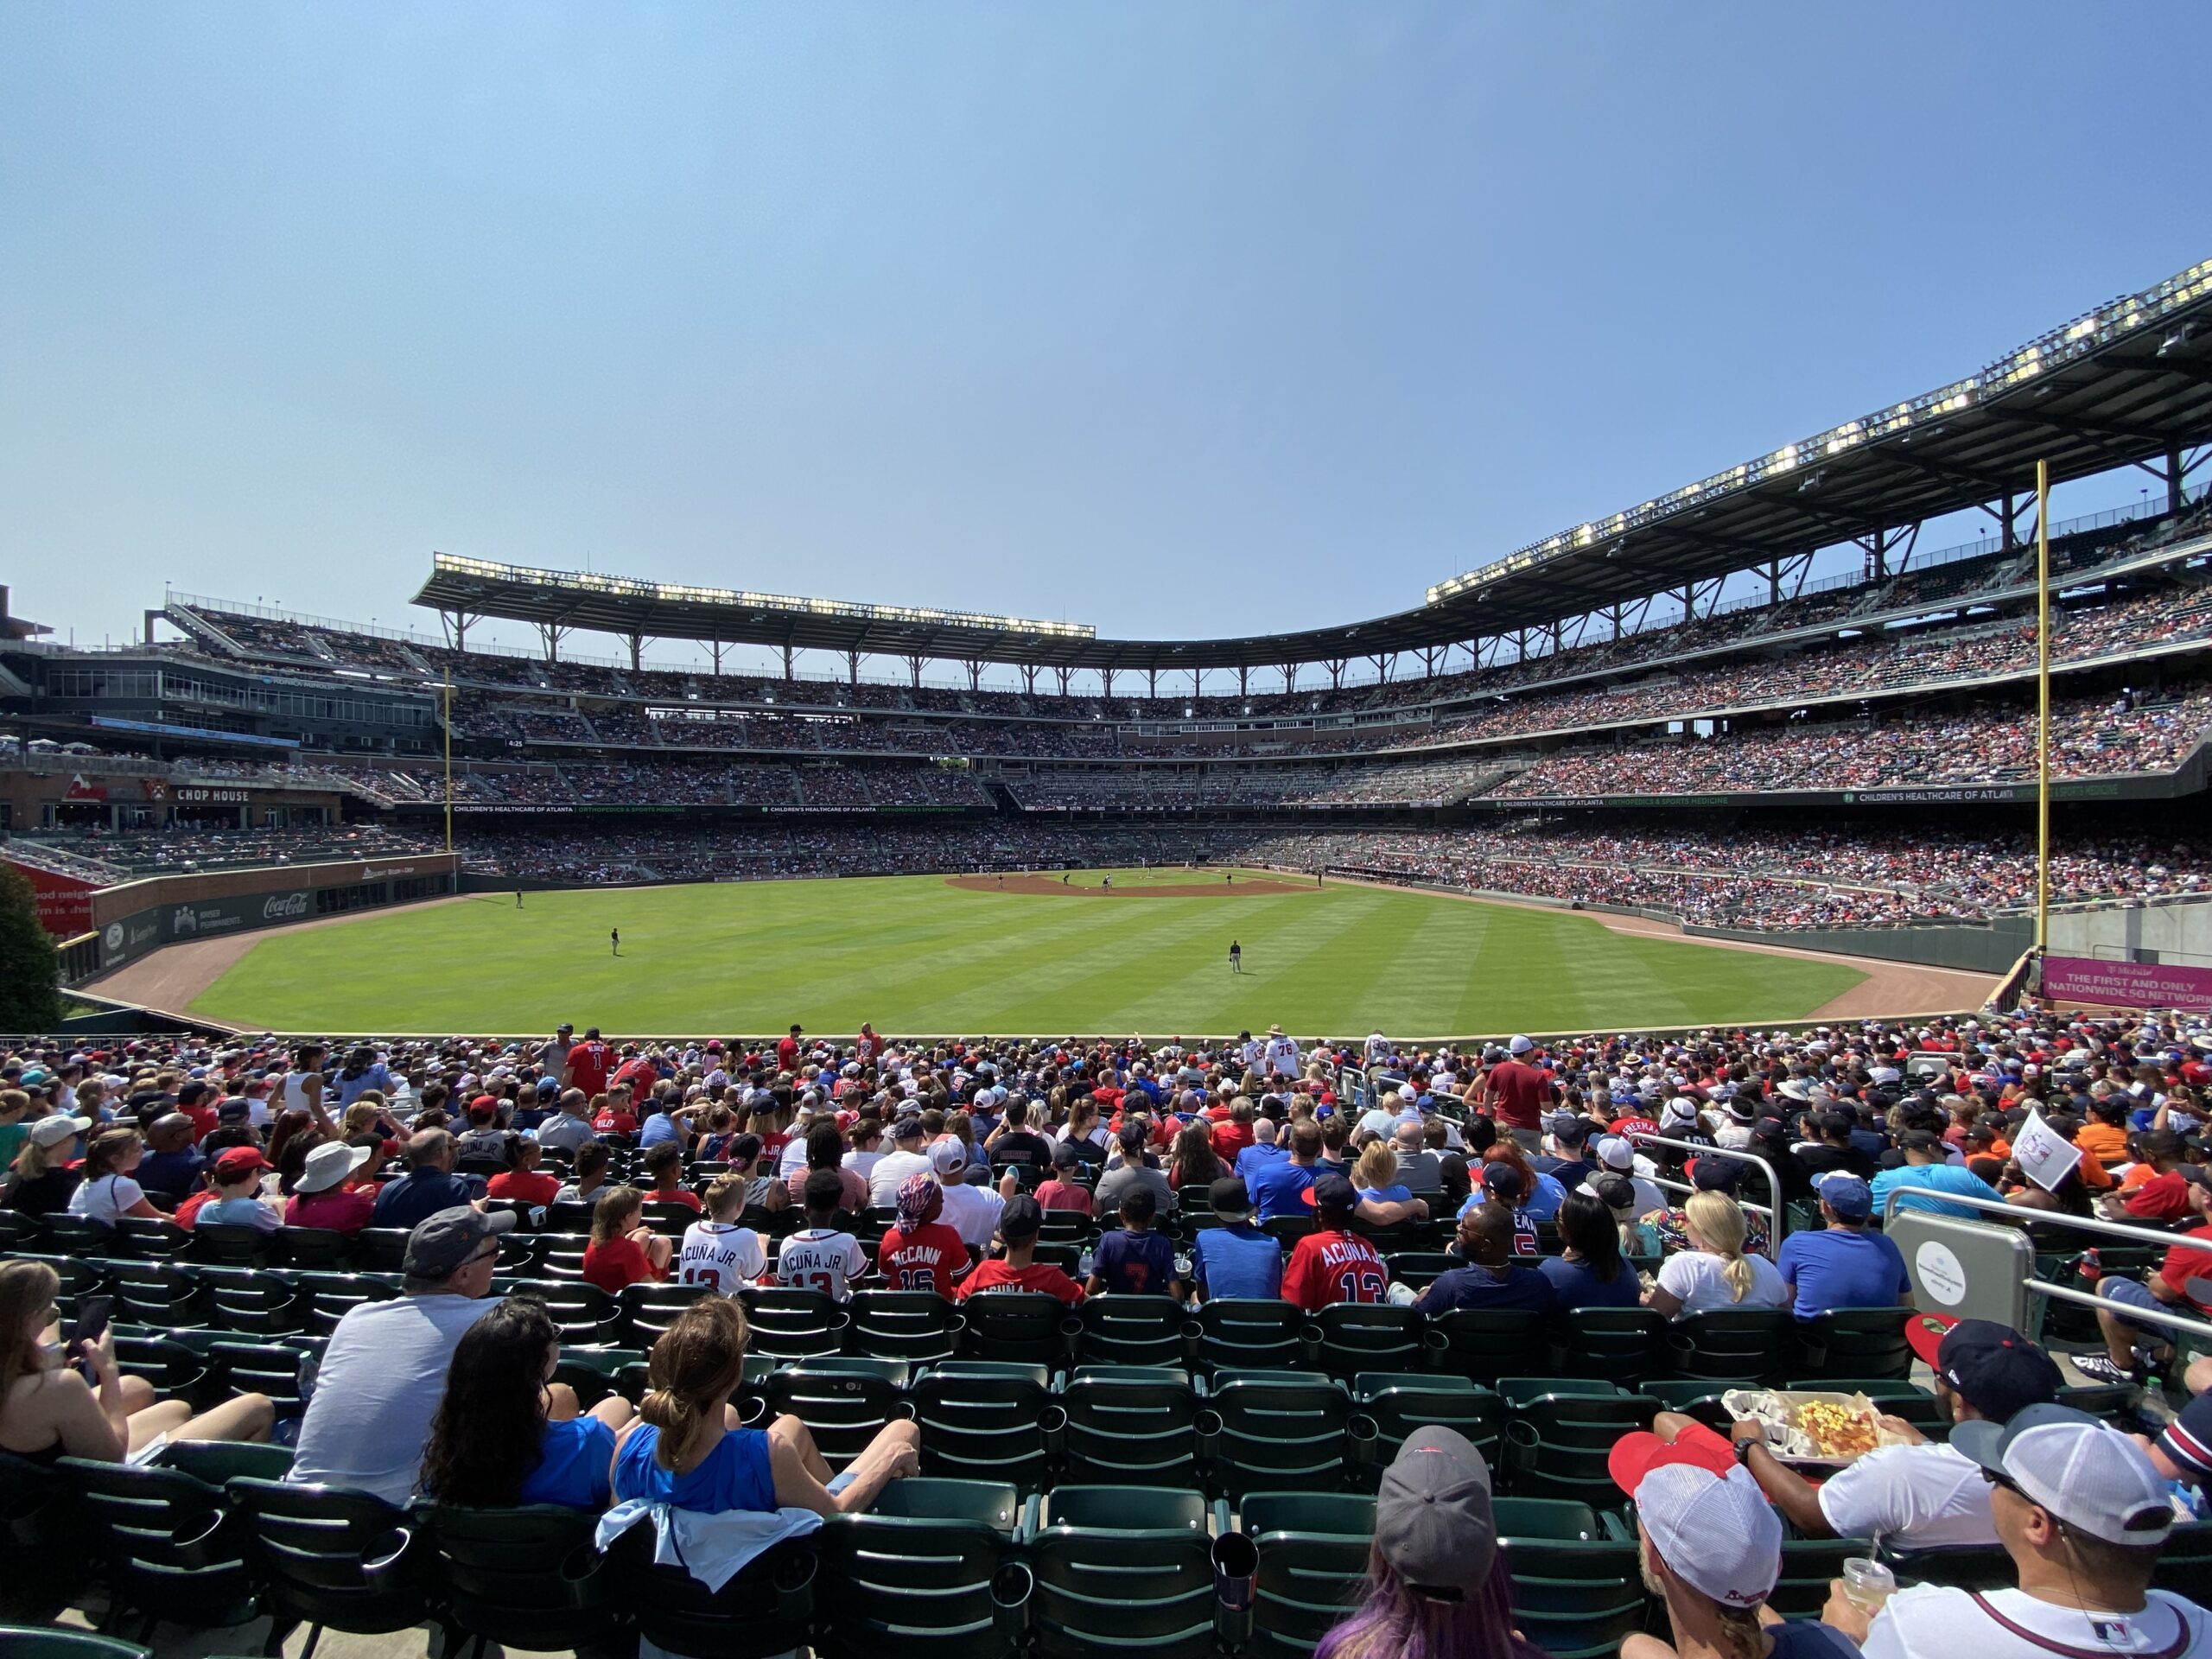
[1624,1134,1784,1259]
[1879,1185,2212,1345]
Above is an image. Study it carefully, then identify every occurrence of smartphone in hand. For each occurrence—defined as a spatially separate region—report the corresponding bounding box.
[64,1295,112,1382]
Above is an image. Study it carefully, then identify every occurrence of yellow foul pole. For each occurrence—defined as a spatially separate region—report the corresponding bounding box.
[2035,459,2051,955]
[443,668,454,855]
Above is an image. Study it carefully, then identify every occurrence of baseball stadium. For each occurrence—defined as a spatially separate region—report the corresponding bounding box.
[12,17,2212,1659]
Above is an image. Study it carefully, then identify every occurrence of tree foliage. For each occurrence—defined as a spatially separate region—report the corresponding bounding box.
[0,864,62,1033]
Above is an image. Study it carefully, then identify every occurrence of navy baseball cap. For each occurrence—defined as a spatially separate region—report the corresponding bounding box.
[1907,1314,2061,1422]
[1312,1173,1357,1211]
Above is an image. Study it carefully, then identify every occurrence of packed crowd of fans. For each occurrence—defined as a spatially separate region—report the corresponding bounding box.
[8,1000,2212,1657]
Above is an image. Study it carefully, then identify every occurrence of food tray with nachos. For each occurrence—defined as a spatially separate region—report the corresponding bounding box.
[1720,1389,1912,1466]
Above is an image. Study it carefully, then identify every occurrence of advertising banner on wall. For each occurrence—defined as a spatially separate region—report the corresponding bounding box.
[2038,955,2212,1009]
[3,857,101,938]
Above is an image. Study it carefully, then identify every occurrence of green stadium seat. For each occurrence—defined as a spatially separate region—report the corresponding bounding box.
[616,1280,715,1347]
[846,1288,965,1363]
[1668,1307,1796,1388]
[1497,1527,1646,1659]
[739,1286,849,1361]
[1195,1299,1308,1372]
[818,1480,1022,1659]
[1796,1307,1914,1381]
[61,1457,258,1641]
[1557,1306,1671,1386]
[1201,1371,1351,1501]
[1499,1388,1659,1506]
[958,1289,1076,1366]
[1077,1294,1192,1368]
[1025,1486,1218,1659]
[601,1520,818,1659]
[200,1265,302,1337]
[1770,1536,1872,1620]
[1348,1374,1502,1486]
[1306,1304,1421,1380]
[1060,1366,1200,1487]
[1243,1491,1375,1659]
[222,1477,432,1656]
[421,1503,617,1657]
[1421,1308,1549,1383]
[0,1630,151,1659]
[910,1361,1056,1491]
[760,1357,911,1473]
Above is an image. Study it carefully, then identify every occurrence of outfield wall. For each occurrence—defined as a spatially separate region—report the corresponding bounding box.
[81,852,461,978]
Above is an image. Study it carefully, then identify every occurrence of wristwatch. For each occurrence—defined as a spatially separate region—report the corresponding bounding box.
[1733,1434,1760,1465]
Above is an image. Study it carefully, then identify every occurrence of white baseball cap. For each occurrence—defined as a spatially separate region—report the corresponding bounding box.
[929,1140,969,1176]
[1594,1135,1636,1170]
[1951,1404,2172,1547]
[1612,1447,1781,1608]
[29,1115,92,1149]
[1508,1035,1535,1056]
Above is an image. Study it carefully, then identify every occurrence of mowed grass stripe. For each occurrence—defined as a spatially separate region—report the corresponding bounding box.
[188,874,1867,1036]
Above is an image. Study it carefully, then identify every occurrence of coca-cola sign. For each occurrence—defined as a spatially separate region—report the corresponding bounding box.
[263,892,311,921]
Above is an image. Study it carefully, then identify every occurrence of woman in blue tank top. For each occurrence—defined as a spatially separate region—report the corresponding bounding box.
[611,1296,918,1515]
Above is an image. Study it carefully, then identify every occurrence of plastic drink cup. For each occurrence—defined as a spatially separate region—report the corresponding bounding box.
[1841,1557,1896,1613]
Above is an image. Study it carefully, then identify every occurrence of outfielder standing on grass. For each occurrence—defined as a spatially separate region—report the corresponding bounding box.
[1229,939,1243,975]
[610,927,620,957]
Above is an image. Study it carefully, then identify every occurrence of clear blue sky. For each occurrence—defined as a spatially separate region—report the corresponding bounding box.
[3,3,2207,667]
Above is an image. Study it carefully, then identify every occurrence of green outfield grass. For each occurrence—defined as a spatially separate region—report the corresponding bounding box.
[187,869,1868,1036]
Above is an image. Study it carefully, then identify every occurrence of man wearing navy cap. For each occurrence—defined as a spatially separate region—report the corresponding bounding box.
[1774,1171,1912,1319]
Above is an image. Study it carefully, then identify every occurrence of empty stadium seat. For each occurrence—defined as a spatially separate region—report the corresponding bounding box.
[1200,1371,1351,1500]
[1060,1367,1200,1488]
[910,1361,1057,1491]
[1024,1487,1218,1659]
[818,1479,1022,1659]
[422,1503,618,1657]
[1243,1491,1375,1659]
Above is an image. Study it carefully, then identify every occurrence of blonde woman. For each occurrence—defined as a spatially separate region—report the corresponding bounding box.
[1644,1192,1787,1318]
[1351,1141,1427,1226]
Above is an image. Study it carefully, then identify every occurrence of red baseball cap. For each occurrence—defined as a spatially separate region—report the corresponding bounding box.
[1904,1311,1959,1367]
[1606,1425,1737,1497]
[213,1146,270,1179]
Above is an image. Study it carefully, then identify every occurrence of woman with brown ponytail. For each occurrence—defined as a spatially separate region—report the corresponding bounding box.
[609,1296,918,1516]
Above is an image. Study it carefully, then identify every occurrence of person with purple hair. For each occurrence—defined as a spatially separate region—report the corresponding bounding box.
[1314,1425,1547,1659]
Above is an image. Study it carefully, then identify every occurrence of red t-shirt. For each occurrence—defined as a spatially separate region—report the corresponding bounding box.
[486,1169,563,1206]
[1211,1122,1255,1161]
[876,1221,969,1298]
[1486,1060,1551,1132]
[648,1187,704,1213]
[593,1109,638,1135]
[2126,1171,2196,1224]
[284,1187,378,1233]
[566,1043,613,1097]
[956,1258,1085,1306]
[1280,1229,1388,1311]
[1034,1179,1095,1215]
[2157,1224,2212,1308]
[777,1037,801,1072]
[611,1058,658,1099]
[582,1236,664,1294]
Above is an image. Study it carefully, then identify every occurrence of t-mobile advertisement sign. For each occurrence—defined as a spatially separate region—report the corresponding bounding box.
[2039,955,2212,1011]
[3,858,99,938]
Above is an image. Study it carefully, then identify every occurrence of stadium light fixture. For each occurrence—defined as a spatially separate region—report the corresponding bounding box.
[1424,253,2212,607]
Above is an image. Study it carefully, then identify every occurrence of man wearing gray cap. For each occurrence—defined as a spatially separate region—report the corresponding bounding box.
[286,1205,511,1504]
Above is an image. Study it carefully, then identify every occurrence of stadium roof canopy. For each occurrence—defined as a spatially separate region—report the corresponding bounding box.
[415,257,2212,675]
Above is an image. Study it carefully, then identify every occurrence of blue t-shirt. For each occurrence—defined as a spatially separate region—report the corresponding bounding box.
[1868,1163,2002,1221]
[1191,1224,1284,1300]
[1415,1265,1558,1315]
[1235,1144,1287,1179]
[1246,1160,1316,1221]
[1775,1226,1910,1319]
[1521,1172,1570,1222]
[1538,1255,1643,1309]
[1356,1184,1414,1205]
[520,1416,618,1509]
[612,1424,775,1514]
[638,1113,682,1149]
[1092,1229,1178,1296]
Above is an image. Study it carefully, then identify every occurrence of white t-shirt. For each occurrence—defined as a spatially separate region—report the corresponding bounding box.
[1357,1109,1400,1140]
[675,1220,766,1294]
[775,1229,869,1302]
[1655,1248,1790,1313]
[1815,1441,1999,1549]
[843,1149,884,1182]
[1264,1038,1300,1077]
[1862,1584,2211,1659]
[867,1148,933,1207]
[68,1173,145,1224]
[777,1135,811,1180]
[938,1181,1007,1252]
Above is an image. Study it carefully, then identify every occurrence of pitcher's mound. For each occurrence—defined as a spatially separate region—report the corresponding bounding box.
[944,873,1316,898]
